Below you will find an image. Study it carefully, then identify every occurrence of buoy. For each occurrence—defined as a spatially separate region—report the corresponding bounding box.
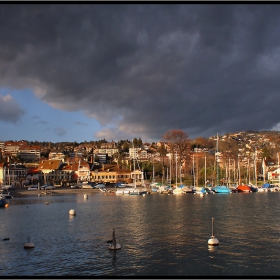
[84,194,88,199]
[5,204,9,208]
[45,202,49,205]
[108,228,121,250]
[69,209,76,216]
[208,217,219,246]
[24,237,35,249]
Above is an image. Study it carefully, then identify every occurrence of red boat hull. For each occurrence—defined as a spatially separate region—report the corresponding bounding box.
[237,185,251,192]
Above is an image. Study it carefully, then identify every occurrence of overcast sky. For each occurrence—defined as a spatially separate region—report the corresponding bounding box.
[1,4,280,143]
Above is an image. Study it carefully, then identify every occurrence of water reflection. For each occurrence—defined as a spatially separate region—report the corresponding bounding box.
[0,192,280,276]
[208,245,219,252]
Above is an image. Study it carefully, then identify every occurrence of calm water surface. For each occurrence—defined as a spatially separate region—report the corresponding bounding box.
[0,191,280,277]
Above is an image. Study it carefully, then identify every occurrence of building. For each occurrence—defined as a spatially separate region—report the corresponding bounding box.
[0,163,27,186]
[49,151,65,161]
[18,145,41,161]
[100,141,116,149]
[98,148,118,157]
[4,141,28,157]
[90,164,144,185]
[129,147,141,158]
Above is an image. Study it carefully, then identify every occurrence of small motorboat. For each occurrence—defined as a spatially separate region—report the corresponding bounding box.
[237,184,251,193]
[211,185,231,194]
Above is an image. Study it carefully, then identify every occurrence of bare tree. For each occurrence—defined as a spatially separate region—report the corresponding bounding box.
[162,130,191,184]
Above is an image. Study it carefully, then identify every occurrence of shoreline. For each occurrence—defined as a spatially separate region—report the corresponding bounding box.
[8,187,115,198]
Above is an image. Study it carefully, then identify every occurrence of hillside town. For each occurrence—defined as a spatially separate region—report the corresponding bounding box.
[1,130,280,188]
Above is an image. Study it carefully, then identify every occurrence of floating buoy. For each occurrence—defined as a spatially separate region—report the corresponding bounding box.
[45,202,49,205]
[69,209,76,216]
[208,217,219,246]
[84,194,88,199]
[5,204,9,208]
[108,228,121,250]
[24,237,35,249]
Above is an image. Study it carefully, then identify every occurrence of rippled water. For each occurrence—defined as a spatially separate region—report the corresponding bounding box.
[0,191,280,276]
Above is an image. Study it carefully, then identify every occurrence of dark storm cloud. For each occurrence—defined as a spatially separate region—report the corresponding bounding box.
[1,4,280,140]
[0,94,25,124]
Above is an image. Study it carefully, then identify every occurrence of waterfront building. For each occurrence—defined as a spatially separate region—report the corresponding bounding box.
[90,164,138,184]
[0,163,27,186]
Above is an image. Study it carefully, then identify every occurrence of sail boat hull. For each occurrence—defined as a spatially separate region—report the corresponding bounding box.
[212,185,231,193]
[237,185,251,192]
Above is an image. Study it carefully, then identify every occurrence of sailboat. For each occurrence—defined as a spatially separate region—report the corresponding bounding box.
[211,134,231,194]
[108,228,121,250]
[129,140,147,195]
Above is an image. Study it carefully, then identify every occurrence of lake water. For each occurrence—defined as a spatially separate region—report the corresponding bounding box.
[0,191,280,277]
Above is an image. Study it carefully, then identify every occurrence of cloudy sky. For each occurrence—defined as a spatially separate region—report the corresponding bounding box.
[1,4,280,143]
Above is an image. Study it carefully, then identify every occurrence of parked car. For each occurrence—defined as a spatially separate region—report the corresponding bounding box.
[41,185,55,190]
[28,185,39,191]
[94,183,105,188]
[70,185,79,189]
[114,182,128,188]
[81,184,94,189]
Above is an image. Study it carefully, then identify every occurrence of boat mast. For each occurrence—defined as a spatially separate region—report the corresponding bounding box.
[175,151,177,187]
[228,158,231,187]
[169,155,172,185]
[132,140,136,188]
[277,152,280,185]
[192,154,195,188]
[238,155,241,185]
[216,133,219,186]
[205,155,207,188]
[254,149,257,187]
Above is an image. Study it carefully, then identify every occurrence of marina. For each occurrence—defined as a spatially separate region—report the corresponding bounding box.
[0,189,279,276]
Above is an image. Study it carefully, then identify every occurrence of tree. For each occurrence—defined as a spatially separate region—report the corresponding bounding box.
[162,130,191,184]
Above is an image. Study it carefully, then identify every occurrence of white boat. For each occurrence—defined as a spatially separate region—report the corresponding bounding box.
[173,186,184,194]
[182,185,195,193]
[115,186,135,195]
[115,189,124,195]
[0,189,13,199]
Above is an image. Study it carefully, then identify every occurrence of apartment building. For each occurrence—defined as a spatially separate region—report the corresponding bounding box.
[129,147,141,158]
[4,141,28,157]
[19,145,41,161]
[98,148,118,157]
